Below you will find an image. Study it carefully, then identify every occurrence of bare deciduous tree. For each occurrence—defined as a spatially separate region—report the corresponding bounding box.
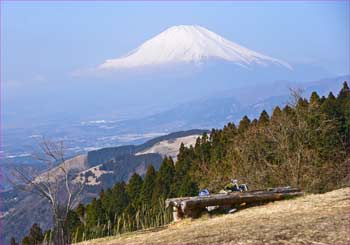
[12,139,84,245]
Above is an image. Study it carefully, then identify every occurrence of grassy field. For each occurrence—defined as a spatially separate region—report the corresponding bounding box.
[79,187,350,244]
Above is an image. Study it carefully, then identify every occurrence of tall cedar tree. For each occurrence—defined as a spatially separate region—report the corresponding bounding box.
[139,165,156,207]
[126,173,144,214]
[153,157,175,202]
[238,115,251,133]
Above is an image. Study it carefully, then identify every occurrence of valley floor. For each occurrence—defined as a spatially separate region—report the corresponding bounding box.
[79,187,350,244]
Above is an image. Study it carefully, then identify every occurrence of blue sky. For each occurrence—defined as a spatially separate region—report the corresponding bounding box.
[2,1,349,88]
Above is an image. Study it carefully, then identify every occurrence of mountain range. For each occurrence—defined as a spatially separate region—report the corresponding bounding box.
[0,130,206,243]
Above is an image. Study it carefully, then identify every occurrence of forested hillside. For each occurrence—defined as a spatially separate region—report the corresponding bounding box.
[19,82,350,244]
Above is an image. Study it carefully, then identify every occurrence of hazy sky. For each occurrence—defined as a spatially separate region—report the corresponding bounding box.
[2,1,349,88]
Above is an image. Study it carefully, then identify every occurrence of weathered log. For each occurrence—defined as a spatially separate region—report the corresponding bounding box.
[181,191,303,213]
[166,187,301,208]
[165,186,303,219]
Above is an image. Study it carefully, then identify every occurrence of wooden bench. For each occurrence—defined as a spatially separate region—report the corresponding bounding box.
[165,186,303,221]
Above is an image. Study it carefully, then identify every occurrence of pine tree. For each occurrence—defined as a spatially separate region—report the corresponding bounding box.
[258,110,270,126]
[110,182,129,217]
[65,210,82,242]
[238,115,251,133]
[85,197,105,228]
[76,203,85,220]
[282,105,294,116]
[22,223,44,245]
[338,81,350,100]
[177,178,198,197]
[153,156,175,201]
[139,165,156,206]
[271,106,282,122]
[296,98,309,111]
[337,81,350,145]
[321,92,339,119]
[223,122,237,139]
[310,91,320,106]
[126,173,143,210]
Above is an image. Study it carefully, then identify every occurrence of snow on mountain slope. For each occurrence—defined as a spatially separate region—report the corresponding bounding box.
[135,134,201,161]
[99,25,292,70]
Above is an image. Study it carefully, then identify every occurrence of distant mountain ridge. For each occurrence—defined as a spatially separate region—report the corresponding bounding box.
[109,75,349,134]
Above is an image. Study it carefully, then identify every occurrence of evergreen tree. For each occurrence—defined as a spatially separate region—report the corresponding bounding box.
[126,173,143,210]
[154,156,175,201]
[310,91,320,106]
[139,165,156,206]
[76,203,85,221]
[65,209,82,241]
[337,81,350,145]
[85,198,105,228]
[223,122,237,139]
[110,182,129,217]
[338,81,350,101]
[258,110,270,126]
[271,106,282,122]
[251,119,258,127]
[22,223,44,245]
[177,178,198,197]
[321,92,339,119]
[238,115,251,133]
[282,105,294,116]
[296,98,309,111]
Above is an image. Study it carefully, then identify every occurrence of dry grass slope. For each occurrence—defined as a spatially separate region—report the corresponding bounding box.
[79,188,350,244]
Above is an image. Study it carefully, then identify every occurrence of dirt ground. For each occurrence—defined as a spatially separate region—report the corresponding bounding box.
[80,188,350,244]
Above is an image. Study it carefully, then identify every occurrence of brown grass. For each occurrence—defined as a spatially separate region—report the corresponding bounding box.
[79,188,350,244]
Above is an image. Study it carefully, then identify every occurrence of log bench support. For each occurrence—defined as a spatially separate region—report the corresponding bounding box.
[172,206,184,222]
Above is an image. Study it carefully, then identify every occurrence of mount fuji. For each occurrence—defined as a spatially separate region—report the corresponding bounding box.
[98,25,292,70]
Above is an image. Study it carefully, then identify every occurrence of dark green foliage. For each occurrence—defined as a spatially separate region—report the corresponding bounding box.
[238,115,251,133]
[337,82,350,147]
[139,165,156,206]
[154,156,175,200]
[21,223,44,245]
[310,91,320,106]
[258,110,270,126]
[172,143,198,196]
[76,203,85,218]
[65,210,82,240]
[271,106,282,122]
[126,173,143,208]
[85,198,105,227]
[177,178,198,197]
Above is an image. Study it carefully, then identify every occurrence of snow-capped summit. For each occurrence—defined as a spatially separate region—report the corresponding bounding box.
[98,25,292,70]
